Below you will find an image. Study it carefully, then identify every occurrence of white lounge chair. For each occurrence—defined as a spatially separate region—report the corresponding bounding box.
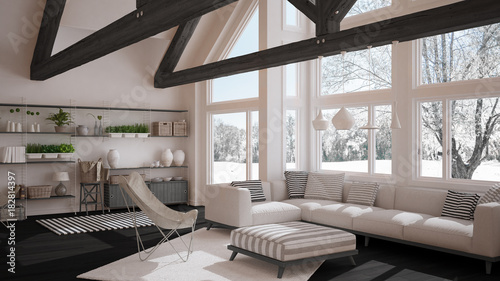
[117,172,198,261]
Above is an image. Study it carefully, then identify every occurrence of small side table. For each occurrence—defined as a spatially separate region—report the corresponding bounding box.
[79,182,104,215]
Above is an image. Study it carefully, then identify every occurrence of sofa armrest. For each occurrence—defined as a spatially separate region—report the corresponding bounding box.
[205,184,253,227]
[472,202,500,257]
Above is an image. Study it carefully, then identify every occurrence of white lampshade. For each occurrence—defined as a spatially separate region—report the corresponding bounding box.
[312,110,330,131]
[331,107,354,130]
[53,172,70,182]
[360,114,380,130]
[391,101,401,129]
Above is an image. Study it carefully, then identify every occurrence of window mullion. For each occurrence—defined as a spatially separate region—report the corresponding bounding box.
[246,111,251,180]
[443,99,451,180]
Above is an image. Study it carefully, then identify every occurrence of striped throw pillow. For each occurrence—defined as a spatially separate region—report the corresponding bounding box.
[478,183,500,205]
[230,180,266,202]
[441,190,480,220]
[346,182,379,206]
[304,172,344,201]
[284,171,309,199]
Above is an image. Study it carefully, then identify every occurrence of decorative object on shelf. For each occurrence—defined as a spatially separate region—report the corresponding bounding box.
[77,125,89,135]
[16,122,22,132]
[27,185,52,199]
[10,122,15,132]
[173,176,183,181]
[105,123,149,138]
[173,121,187,136]
[79,158,103,183]
[46,108,73,132]
[107,149,120,169]
[164,177,172,181]
[53,172,69,196]
[152,122,172,136]
[161,148,173,167]
[6,120,11,132]
[30,123,35,132]
[173,150,185,166]
[36,123,40,132]
[0,146,26,163]
[331,52,355,130]
[312,110,329,131]
[94,121,98,135]
[98,117,103,136]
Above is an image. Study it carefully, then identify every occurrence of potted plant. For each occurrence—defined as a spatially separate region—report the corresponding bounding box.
[26,143,43,159]
[42,144,60,158]
[58,143,75,159]
[46,108,73,132]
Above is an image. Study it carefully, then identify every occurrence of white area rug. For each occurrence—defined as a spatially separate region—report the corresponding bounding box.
[78,228,322,281]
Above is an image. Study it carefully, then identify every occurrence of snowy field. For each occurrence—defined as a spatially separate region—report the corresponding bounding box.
[213,160,500,182]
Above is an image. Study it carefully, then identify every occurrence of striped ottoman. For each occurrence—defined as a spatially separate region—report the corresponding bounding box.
[228,221,357,278]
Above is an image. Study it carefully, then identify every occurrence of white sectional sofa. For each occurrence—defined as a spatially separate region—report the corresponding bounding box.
[205,180,500,274]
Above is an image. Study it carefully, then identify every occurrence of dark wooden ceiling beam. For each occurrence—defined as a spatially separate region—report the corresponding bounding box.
[155,0,500,88]
[316,0,357,36]
[31,0,66,67]
[287,0,317,23]
[30,0,237,81]
[154,17,201,82]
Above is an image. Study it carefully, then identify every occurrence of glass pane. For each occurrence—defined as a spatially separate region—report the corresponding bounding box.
[322,45,391,95]
[212,9,259,102]
[251,111,260,180]
[375,105,392,174]
[451,98,500,181]
[285,110,297,170]
[346,0,391,17]
[420,101,443,178]
[212,112,247,183]
[285,63,298,96]
[421,24,500,84]
[321,107,368,172]
[285,1,298,26]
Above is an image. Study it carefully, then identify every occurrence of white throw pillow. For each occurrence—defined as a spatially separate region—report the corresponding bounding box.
[346,182,379,206]
[304,172,344,201]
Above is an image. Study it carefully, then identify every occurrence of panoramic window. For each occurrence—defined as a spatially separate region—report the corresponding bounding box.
[212,111,259,184]
[321,45,391,95]
[321,107,368,172]
[285,1,298,26]
[285,110,297,170]
[375,105,392,174]
[285,63,298,97]
[212,9,259,103]
[421,24,500,84]
[419,98,500,181]
[346,0,392,17]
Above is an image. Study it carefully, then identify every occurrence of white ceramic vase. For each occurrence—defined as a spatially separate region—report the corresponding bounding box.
[161,149,173,167]
[107,149,120,169]
[173,150,185,166]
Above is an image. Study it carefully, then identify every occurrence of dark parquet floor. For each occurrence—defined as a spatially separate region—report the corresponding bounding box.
[1,205,498,281]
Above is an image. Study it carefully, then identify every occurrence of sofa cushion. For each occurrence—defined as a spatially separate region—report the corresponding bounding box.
[251,201,302,225]
[353,210,432,239]
[282,198,338,221]
[304,172,344,201]
[231,180,266,202]
[478,182,500,205]
[311,203,384,230]
[346,182,379,206]
[404,217,473,253]
[441,190,480,220]
[395,187,447,217]
[284,171,308,199]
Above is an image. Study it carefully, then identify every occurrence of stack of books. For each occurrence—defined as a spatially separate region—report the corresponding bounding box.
[0,146,26,163]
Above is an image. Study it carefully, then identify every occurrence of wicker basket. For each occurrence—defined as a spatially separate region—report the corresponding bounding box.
[79,158,103,183]
[109,174,146,184]
[27,185,52,199]
[173,121,187,136]
[152,122,172,136]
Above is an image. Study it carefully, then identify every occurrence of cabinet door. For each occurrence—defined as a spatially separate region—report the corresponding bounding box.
[104,184,135,208]
[149,181,187,204]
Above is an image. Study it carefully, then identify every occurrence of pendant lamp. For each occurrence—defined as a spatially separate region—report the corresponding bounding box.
[331,51,355,130]
[390,41,402,129]
[360,46,380,130]
[313,56,330,131]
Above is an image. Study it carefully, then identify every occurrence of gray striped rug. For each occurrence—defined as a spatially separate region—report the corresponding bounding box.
[36,212,154,235]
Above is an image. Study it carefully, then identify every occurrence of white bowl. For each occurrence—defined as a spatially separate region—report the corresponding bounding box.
[151,177,163,182]
[164,177,172,181]
[172,176,183,181]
